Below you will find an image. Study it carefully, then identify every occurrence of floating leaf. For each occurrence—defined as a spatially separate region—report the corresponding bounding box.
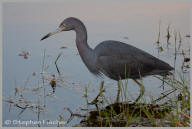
[32,72,37,76]
[60,46,67,49]
[50,79,56,93]
[18,51,30,59]
[184,58,190,62]
[159,46,164,51]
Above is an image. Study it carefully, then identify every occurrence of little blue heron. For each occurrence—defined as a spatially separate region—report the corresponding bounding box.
[41,17,174,103]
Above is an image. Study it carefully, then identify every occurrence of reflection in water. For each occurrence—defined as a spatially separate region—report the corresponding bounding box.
[166,23,171,44]
[156,20,161,44]
[54,52,63,75]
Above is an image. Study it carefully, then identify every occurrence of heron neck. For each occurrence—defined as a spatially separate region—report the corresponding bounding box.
[75,25,92,54]
[74,25,97,73]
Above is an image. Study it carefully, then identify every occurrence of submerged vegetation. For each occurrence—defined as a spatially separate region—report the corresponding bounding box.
[3,21,190,127]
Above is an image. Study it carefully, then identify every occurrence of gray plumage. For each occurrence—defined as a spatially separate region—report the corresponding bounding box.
[41,17,174,81]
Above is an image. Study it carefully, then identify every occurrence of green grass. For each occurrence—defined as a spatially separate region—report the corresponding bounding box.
[81,71,190,127]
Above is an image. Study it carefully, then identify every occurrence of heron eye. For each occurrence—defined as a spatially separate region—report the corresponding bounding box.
[60,24,66,28]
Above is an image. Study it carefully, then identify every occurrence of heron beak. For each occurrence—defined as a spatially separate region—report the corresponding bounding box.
[40,27,63,41]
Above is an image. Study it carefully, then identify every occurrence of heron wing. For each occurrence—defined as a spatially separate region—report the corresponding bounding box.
[95,40,172,80]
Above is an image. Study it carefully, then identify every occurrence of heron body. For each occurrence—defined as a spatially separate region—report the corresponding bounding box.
[41,17,174,102]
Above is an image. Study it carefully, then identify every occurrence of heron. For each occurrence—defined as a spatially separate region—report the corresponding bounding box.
[41,17,174,103]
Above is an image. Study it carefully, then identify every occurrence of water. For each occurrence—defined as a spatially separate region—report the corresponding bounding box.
[2,1,190,127]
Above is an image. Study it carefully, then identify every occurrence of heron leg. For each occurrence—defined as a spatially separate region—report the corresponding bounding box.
[116,81,121,103]
[133,79,145,103]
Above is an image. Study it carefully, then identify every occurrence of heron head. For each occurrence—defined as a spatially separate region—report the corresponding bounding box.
[41,17,76,41]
